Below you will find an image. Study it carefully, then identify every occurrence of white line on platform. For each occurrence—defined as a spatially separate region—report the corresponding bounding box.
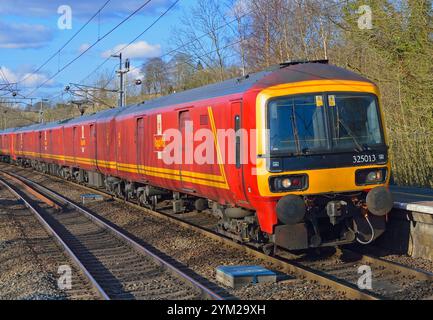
[393,201,433,215]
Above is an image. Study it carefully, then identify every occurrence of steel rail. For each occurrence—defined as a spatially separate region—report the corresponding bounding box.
[0,171,61,210]
[0,169,223,301]
[1,167,382,300]
[0,176,110,300]
[341,248,433,282]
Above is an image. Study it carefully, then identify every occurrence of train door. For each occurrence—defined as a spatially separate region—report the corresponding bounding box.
[8,135,11,156]
[19,133,24,156]
[72,126,78,165]
[42,131,48,155]
[90,124,96,162]
[231,101,248,203]
[11,134,16,159]
[38,131,43,158]
[136,117,145,175]
[179,110,195,191]
[48,130,53,157]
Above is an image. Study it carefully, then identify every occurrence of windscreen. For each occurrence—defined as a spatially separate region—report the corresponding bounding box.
[268,93,384,155]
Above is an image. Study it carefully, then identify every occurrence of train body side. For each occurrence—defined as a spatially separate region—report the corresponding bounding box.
[0,63,393,250]
[98,92,248,207]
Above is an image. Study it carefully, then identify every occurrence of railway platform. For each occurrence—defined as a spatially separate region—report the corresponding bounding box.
[380,186,433,261]
[391,186,433,215]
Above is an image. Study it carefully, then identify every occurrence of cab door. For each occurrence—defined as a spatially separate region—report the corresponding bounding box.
[231,100,248,203]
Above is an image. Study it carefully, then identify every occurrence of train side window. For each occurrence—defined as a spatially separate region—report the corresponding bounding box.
[179,110,191,131]
[90,124,95,140]
[235,115,241,168]
[200,114,208,126]
[136,118,145,164]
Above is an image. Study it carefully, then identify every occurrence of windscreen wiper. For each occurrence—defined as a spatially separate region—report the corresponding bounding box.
[290,103,301,154]
[338,118,365,152]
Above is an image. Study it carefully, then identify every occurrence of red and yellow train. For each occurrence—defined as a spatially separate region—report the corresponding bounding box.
[0,61,393,253]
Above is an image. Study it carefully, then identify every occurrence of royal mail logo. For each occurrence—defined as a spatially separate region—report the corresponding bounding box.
[154,135,165,151]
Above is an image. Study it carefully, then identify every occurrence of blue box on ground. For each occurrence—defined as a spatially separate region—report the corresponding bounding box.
[216,265,277,288]
[81,194,104,204]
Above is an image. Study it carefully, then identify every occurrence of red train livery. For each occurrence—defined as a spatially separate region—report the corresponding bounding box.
[0,61,394,253]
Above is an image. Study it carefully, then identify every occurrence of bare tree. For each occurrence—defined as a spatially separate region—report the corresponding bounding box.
[171,0,235,82]
[142,58,170,95]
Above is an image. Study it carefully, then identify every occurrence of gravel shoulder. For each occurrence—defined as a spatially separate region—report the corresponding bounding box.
[0,183,100,300]
[9,166,347,300]
[2,164,433,300]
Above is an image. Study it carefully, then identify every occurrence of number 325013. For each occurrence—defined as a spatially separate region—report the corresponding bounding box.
[353,154,377,164]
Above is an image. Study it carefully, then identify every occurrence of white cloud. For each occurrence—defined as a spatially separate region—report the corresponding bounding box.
[102,41,161,60]
[0,67,18,83]
[0,66,54,88]
[21,72,54,87]
[78,43,91,53]
[0,0,175,18]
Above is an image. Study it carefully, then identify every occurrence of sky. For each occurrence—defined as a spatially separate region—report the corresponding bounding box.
[0,0,195,103]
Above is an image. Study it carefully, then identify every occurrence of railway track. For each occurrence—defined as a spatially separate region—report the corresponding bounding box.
[0,185,101,300]
[0,169,223,300]
[278,247,433,300]
[3,164,433,300]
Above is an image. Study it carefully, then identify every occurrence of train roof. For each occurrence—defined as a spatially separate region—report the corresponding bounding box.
[58,107,124,126]
[0,123,46,134]
[0,62,373,134]
[115,62,372,119]
[120,68,272,116]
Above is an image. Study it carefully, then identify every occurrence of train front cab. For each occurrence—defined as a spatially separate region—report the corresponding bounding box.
[254,80,393,251]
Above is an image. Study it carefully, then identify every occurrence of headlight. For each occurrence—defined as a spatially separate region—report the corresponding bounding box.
[281,178,292,188]
[356,168,387,185]
[269,175,308,193]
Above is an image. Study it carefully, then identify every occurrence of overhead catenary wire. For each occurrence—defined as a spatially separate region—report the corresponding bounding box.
[36,0,349,104]
[34,2,246,101]
[60,0,181,108]
[24,0,154,98]
[139,40,244,80]
[18,0,112,86]
[124,41,244,95]
[80,0,181,84]
[129,0,349,76]
[0,67,17,94]
[125,10,253,77]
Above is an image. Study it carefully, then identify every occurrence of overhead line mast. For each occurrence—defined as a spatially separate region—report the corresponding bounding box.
[111,53,130,107]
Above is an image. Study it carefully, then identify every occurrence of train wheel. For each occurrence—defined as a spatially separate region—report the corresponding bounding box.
[151,195,158,211]
[262,243,275,256]
[116,183,126,200]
